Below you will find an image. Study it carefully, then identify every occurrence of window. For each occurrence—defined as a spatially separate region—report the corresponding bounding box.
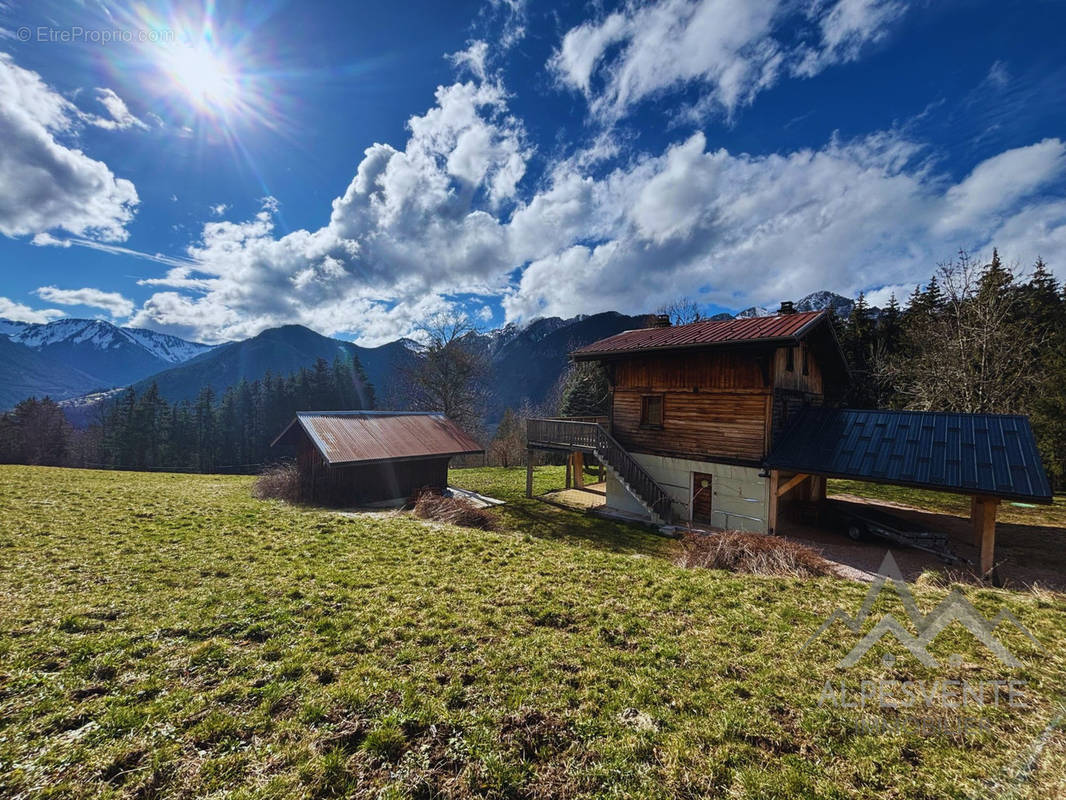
[640,395,664,428]
[802,344,809,376]
[786,346,795,372]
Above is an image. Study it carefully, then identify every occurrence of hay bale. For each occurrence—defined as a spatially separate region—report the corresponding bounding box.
[412,489,497,530]
[675,530,833,578]
[252,463,302,503]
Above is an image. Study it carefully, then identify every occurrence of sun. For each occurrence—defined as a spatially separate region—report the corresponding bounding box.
[158,40,241,116]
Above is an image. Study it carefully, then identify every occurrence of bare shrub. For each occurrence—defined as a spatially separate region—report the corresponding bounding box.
[675,530,833,578]
[413,488,497,530]
[252,463,302,503]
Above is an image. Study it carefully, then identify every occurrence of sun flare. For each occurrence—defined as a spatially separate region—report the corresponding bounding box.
[159,40,240,116]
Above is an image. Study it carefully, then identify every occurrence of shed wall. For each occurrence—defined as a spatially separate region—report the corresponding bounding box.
[296,435,450,506]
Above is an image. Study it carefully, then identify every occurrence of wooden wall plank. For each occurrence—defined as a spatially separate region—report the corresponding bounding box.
[612,389,769,462]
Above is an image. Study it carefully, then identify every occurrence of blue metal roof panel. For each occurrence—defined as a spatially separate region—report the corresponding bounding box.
[766,407,1053,503]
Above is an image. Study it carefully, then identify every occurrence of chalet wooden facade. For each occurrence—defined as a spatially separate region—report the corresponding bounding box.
[526,307,1052,580]
[526,308,847,532]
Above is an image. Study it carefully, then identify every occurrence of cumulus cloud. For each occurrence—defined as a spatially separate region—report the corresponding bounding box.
[0,296,65,324]
[550,0,907,121]
[0,53,138,240]
[131,78,530,345]
[121,50,1064,346]
[502,132,1066,320]
[35,286,135,318]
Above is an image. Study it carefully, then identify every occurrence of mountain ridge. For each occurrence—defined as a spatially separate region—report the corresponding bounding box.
[2,289,864,416]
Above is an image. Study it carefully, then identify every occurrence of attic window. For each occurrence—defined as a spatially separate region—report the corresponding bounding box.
[786,346,795,372]
[640,395,664,428]
[802,345,809,376]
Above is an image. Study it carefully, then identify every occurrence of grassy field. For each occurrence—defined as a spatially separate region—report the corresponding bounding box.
[1,465,1064,799]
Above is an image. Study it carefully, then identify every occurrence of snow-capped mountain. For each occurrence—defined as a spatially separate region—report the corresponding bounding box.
[117,327,214,363]
[733,291,858,320]
[794,291,856,318]
[2,318,213,364]
[735,305,772,319]
[0,318,214,406]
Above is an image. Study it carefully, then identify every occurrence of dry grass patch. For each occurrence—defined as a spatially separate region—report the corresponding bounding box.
[252,462,302,503]
[413,488,498,530]
[675,529,834,578]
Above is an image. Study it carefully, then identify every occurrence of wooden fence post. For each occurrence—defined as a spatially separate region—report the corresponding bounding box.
[525,449,534,498]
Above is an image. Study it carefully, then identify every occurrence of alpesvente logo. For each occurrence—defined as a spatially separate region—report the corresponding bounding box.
[803,552,1042,669]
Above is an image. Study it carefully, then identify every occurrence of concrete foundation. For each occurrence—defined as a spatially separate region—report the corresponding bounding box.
[604,453,770,532]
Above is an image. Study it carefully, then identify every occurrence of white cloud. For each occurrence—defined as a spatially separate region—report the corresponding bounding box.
[502,131,1066,321]
[119,54,1065,346]
[550,0,908,122]
[210,203,229,217]
[793,0,906,77]
[864,283,914,308]
[35,286,134,318]
[0,296,65,324]
[486,0,527,49]
[84,88,148,131]
[131,77,531,345]
[937,138,1066,233]
[448,41,490,82]
[0,53,138,240]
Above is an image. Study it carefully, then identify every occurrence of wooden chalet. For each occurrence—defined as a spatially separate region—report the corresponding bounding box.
[526,306,1052,579]
[272,411,483,506]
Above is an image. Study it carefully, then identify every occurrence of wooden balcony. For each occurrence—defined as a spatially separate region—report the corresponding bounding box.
[525,417,673,523]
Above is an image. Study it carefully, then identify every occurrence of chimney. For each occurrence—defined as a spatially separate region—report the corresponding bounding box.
[652,314,672,328]
[778,301,795,315]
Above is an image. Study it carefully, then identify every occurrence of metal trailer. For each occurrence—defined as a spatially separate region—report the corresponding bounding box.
[826,499,965,564]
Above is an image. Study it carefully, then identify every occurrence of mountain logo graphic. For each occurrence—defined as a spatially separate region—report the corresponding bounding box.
[802,552,1042,668]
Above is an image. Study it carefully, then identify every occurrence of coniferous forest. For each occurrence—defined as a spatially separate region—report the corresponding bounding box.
[0,356,374,473]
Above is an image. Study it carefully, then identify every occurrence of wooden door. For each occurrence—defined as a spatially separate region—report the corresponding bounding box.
[692,472,713,523]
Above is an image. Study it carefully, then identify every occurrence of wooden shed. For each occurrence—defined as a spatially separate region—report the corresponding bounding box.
[271,411,483,506]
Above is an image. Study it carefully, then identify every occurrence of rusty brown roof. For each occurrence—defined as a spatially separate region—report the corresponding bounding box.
[271,411,484,465]
[571,310,827,359]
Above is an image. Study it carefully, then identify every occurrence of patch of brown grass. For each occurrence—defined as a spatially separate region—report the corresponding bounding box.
[413,488,497,530]
[675,530,833,578]
[251,462,302,503]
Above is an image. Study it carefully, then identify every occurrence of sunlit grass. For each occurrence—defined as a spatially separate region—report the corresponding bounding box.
[829,478,1066,527]
[0,465,1063,798]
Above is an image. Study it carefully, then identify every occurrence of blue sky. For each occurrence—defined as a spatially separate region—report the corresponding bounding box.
[0,0,1064,345]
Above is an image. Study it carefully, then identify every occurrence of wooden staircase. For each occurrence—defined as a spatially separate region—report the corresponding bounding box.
[526,418,674,524]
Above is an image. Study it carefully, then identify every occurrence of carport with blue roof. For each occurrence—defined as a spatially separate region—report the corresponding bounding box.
[765,407,1053,580]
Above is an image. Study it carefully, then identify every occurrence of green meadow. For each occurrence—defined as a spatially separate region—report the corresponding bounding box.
[1,465,1063,798]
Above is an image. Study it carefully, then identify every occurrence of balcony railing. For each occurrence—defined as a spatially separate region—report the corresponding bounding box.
[526,417,673,523]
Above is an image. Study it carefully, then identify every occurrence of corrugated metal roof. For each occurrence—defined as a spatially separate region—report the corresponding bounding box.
[570,310,827,359]
[272,411,483,466]
[765,407,1052,503]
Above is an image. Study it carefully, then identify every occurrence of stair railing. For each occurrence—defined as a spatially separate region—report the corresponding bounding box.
[526,418,674,523]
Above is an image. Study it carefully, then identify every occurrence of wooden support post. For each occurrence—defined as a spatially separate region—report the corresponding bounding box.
[573,451,585,490]
[810,475,827,503]
[564,453,571,489]
[972,496,1000,582]
[767,470,779,535]
[525,449,534,498]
